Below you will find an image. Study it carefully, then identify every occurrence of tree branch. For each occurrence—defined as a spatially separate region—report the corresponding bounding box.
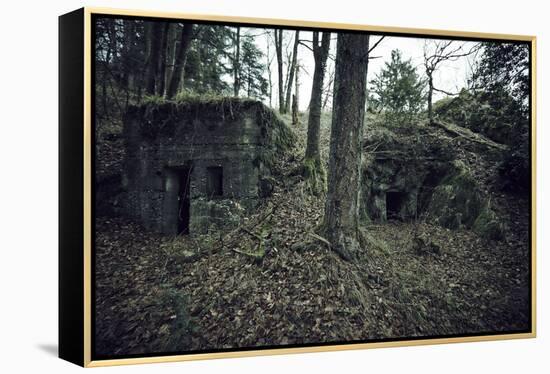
[432,86,460,96]
[368,36,386,53]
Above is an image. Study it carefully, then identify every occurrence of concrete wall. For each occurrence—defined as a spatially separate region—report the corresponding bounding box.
[122,99,283,235]
[362,157,426,222]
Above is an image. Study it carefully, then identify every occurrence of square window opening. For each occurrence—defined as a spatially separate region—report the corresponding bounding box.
[206,166,223,198]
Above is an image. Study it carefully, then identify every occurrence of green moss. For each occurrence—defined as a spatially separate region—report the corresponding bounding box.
[428,161,484,229]
[434,88,522,144]
[472,205,504,241]
[251,107,295,172]
[128,96,296,170]
[426,160,505,239]
[256,104,295,152]
[303,157,327,196]
[142,94,167,105]
[141,95,264,123]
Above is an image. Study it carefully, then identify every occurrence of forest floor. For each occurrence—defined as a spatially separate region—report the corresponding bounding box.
[94,113,531,357]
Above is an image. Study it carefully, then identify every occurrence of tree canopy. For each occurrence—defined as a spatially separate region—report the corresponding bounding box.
[471,42,530,192]
[471,42,529,113]
[369,49,426,123]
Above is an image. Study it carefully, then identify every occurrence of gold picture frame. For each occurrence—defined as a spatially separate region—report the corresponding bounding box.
[59,6,536,367]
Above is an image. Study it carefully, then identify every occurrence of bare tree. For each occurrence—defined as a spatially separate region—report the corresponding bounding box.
[321,63,335,110]
[156,23,170,96]
[295,61,300,110]
[233,27,241,97]
[274,29,284,113]
[423,40,480,122]
[283,31,300,113]
[145,22,164,95]
[265,31,275,107]
[164,23,178,94]
[303,32,331,194]
[166,24,194,99]
[292,61,301,126]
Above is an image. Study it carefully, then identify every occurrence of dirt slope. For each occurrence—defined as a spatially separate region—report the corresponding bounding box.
[95,113,530,356]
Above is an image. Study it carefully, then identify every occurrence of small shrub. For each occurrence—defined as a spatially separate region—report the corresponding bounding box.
[472,205,504,241]
[158,285,197,351]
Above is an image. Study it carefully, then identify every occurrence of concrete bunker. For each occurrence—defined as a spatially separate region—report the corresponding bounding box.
[361,155,424,223]
[122,98,293,235]
[361,122,504,239]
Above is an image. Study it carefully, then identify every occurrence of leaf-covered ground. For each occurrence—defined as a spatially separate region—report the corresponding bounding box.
[94,113,530,357]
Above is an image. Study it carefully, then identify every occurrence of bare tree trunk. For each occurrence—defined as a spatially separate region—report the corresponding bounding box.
[303,32,331,194]
[322,67,335,110]
[120,21,134,91]
[295,61,300,111]
[166,24,194,99]
[101,41,112,119]
[274,29,284,113]
[305,32,330,163]
[233,27,241,97]
[427,75,433,123]
[145,22,164,95]
[164,23,178,95]
[292,94,299,126]
[156,23,170,96]
[324,33,370,261]
[422,40,480,124]
[283,31,300,113]
[266,34,274,107]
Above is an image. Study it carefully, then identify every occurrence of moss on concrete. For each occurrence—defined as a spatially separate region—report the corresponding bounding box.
[428,160,484,229]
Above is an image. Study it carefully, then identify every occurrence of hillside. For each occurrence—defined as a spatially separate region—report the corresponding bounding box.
[94,110,530,356]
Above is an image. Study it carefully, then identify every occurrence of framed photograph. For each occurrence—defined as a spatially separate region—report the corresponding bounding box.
[59,7,536,367]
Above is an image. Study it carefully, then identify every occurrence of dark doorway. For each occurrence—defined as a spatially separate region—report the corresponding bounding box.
[206,166,223,198]
[177,168,192,234]
[386,191,405,220]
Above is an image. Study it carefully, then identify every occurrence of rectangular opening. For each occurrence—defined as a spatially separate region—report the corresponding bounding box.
[163,166,193,235]
[386,191,405,220]
[206,166,223,198]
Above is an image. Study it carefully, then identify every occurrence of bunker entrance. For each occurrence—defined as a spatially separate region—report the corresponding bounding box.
[386,191,406,220]
[163,166,192,235]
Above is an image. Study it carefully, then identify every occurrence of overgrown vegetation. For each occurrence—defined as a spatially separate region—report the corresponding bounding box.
[94,17,531,356]
[302,157,327,195]
[95,124,530,353]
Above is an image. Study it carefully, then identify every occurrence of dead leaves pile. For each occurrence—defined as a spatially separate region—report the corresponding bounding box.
[94,115,530,357]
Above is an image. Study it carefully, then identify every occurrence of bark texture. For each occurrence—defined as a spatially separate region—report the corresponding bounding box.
[145,22,164,95]
[305,32,331,166]
[324,33,370,261]
[291,94,299,126]
[427,75,434,123]
[303,32,331,195]
[166,24,194,99]
[156,23,170,96]
[233,27,241,97]
[283,31,300,113]
[274,29,284,113]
